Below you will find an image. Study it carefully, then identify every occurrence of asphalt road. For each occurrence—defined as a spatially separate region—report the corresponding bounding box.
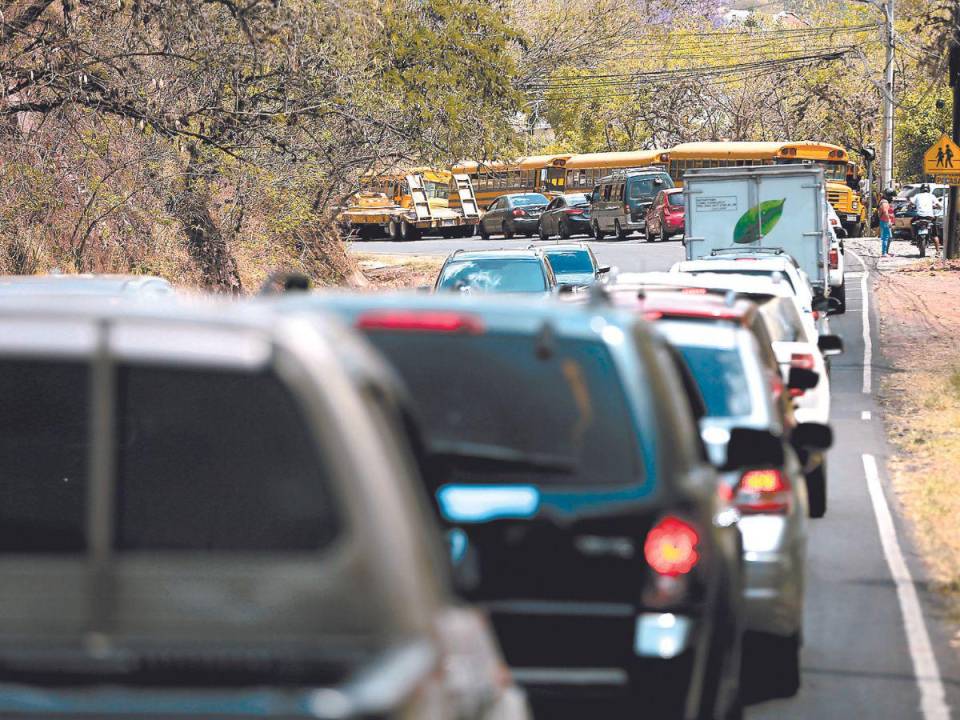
[351,233,960,719]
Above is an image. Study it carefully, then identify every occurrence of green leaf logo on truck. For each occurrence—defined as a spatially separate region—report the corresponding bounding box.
[732,198,786,244]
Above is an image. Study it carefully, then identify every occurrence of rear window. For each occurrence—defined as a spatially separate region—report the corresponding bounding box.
[691,268,796,293]
[544,250,593,275]
[675,346,752,418]
[667,193,685,207]
[627,174,673,200]
[563,194,590,206]
[362,332,641,486]
[758,297,805,343]
[0,360,88,552]
[437,259,547,293]
[512,194,548,207]
[116,367,339,551]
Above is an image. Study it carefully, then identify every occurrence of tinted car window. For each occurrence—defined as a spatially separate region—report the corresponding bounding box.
[758,297,805,343]
[564,193,590,206]
[628,174,672,199]
[676,346,752,418]
[667,193,685,206]
[437,259,547,293]
[543,250,594,274]
[0,360,88,552]
[116,367,339,551]
[363,333,641,486]
[511,194,548,207]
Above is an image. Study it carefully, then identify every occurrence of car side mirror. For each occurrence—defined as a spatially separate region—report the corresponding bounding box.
[792,422,833,451]
[818,334,844,356]
[812,297,830,313]
[598,265,611,274]
[724,427,785,471]
[788,367,819,391]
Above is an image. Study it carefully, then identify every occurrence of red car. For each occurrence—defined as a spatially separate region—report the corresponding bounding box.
[644,188,685,242]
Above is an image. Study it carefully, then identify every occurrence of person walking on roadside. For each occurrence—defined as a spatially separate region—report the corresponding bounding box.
[878,190,895,256]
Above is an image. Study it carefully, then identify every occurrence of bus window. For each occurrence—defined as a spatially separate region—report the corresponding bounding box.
[542,166,565,193]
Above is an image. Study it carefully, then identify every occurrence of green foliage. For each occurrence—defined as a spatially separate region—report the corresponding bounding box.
[896,84,952,182]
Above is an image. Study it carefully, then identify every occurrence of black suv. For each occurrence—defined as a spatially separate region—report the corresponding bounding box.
[296,292,754,719]
[590,168,673,240]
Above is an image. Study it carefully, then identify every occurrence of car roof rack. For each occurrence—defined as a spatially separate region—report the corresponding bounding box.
[708,247,785,257]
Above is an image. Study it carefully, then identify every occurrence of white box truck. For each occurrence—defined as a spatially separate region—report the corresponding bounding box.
[682,165,831,298]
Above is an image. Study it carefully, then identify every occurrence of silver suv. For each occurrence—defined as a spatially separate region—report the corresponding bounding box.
[0,297,528,720]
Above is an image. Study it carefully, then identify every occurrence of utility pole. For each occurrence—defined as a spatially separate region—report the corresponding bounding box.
[881,0,895,190]
[948,9,960,260]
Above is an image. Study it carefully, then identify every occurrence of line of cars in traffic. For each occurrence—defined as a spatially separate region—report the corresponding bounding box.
[0,170,844,720]
[477,167,686,243]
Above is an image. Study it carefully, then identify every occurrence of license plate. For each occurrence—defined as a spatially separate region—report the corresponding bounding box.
[847,215,858,222]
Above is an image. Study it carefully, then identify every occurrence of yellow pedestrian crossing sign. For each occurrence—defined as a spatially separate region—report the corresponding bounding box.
[924,134,960,184]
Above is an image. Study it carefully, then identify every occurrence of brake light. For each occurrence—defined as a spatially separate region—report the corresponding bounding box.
[791,352,816,370]
[512,208,526,217]
[356,311,485,334]
[812,310,821,321]
[565,208,584,215]
[644,517,699,576]
[829,248,839,269]
[680,287,707,294]
[644,310,664,320]
[623,203,630,214]
[735,469,791,514]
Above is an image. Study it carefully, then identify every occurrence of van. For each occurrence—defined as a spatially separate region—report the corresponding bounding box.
[589,167,673,240]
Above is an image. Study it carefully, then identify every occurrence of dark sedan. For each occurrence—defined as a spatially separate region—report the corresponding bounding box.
[479,193,549,239]
[537,193,592,240]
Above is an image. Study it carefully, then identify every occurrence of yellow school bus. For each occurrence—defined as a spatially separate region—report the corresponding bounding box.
[562,150,669,192]
[667,141,864,235]
[451,154,573,207]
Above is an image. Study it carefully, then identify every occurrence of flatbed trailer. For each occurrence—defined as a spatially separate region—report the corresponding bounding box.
[343,173,480,241]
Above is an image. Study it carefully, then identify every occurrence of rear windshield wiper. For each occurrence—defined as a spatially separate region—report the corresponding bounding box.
[428,441,575,474]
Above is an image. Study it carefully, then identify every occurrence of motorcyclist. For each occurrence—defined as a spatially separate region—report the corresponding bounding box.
[911,184,942,256]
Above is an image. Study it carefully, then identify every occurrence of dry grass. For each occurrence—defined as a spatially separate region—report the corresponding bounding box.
[876,267,960,614]
[352,252,445,290]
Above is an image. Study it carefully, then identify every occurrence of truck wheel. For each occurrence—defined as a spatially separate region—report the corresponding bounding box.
[388,220,401,242]
[833,283,846,314]
[400,221,421,242]
[614,220,627,240]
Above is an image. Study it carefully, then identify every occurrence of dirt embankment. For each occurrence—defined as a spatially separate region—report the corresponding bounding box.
[875,260,960,630]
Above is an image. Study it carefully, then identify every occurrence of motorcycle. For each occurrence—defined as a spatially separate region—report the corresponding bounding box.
[912,216,934,258]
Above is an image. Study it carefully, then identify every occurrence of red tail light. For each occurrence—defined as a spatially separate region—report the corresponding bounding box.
[812,310,821,321]
[791,353,816,370]
[680,287,707,294]
[512,208,527,217]
[356,311,484,334]
[829,248,839,269]
[644,517,700,576]
[565,208,584,215]
[735,469,791,514]
[623,204,631,214]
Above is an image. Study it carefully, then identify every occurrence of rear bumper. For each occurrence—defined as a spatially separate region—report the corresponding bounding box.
[486,600,699,676]
[511,218,541,232]
[738,516,804,637]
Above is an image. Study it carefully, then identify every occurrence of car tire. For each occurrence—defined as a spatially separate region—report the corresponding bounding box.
[807,462,827,518]
[661,223,669,243]
[388,220,402,242]
[614,220,627,240]
[559,221,571,240]
[645,223,655,242]
[478,222,489,239]
[832,282,846,314]
[502,222,514,240]
[743,632,800,701]
[593,222,605,241]
[539,223,549,241]
[399,220,420,242]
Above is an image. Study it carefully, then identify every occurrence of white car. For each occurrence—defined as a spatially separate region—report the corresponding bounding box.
[668,256,828,334]
[617,270,844,517]
[825,205,846,313]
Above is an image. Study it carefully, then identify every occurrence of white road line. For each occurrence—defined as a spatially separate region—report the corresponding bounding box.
[862,410,872,420]
[848,250,872,393]
[862,454,950,720]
